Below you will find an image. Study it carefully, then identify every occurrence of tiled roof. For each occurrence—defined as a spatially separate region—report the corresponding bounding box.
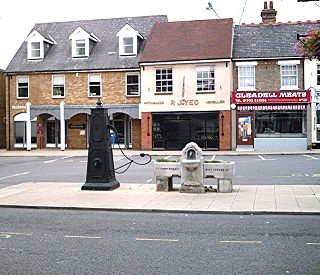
[6,15,167,73]
[233,21,320,59]
[140,18,234,63]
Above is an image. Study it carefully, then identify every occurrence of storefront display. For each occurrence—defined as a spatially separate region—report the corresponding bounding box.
[232,90,311,151]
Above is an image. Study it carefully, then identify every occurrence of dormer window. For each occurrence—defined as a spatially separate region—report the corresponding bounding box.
[123,37,134,54]
[69,27,98,58]
[75,39,86,56]
[31,42,41,58]
[116,24,144,56]
[25,30,54,60]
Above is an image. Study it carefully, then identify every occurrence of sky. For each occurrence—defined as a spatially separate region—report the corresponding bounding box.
[0,0,319,69]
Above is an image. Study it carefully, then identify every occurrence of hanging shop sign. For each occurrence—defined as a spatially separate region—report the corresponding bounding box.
[232,90,311,104]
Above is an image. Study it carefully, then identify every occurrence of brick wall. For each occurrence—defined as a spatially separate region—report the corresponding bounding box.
[0,71,5,148]
[141,112,152,151]
[219,110,231,150]
[68,114,87,149]
[132,119,141,150]
[6,71,141,150]
[233,60,304,91]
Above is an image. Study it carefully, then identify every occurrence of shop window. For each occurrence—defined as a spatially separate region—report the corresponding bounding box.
[156,68,172,93]
[88,74,101,97]
[52,75,65,98]
[17,76,29,99]
[14,121,37,148]
[197,66,215,92]
[255,110,306,138]
[126,73,140,96]
[280,65,298,89]
[317,64,320,86]
[238,66,255,90]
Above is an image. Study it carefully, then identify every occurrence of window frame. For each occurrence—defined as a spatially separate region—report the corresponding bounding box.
[278,61,300,90]
[238,65,256,91]
[88,74,102,97]
[30,42,41,59]
[196,65,215,93]
[16,76,29,99]
[155,68,173,93]
[126,72,140,97]
[75,39,86,57]
[123,37,134,55]
[52,75,65,98]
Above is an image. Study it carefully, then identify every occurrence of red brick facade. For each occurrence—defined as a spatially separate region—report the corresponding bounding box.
[219,110,231,150]
[141,112,152,151]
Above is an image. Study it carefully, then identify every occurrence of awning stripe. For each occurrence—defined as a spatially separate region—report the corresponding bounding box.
[237,105,306,111]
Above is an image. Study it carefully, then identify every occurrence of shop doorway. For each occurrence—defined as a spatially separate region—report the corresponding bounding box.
[236,113,254,146]
[46,117,61,148]
[165,120,191,150]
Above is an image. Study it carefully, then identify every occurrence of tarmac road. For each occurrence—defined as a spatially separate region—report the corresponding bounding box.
[0,208,319,275]
[0,154,320,188]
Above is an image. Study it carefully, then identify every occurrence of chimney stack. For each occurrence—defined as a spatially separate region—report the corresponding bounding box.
[261,1,277,23]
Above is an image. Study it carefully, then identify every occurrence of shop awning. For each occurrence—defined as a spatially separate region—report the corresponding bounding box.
[237,105,306,111]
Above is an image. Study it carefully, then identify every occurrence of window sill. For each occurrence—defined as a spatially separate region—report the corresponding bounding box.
[88,95,102,98]
[196,91,216,94]
[52,96,65,99]
[237,88,256,91]
[126,95,140,97]
[280,87,299,90]
[154,92,173,95]
[17,97,29,100]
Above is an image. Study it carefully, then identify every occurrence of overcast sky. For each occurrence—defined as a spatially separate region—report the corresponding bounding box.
[0,0,319,69]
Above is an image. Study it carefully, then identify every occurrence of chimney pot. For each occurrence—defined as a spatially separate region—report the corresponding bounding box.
[264,1,267,9]
[270,1,273,9]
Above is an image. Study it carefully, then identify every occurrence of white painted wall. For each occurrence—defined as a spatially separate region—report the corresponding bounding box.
[304,59,320,143]
[139,61,232,114]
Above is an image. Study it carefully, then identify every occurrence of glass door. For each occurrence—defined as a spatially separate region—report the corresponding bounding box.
[236,114,254,146]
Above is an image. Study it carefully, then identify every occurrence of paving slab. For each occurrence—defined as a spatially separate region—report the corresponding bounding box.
[0,182,319,214]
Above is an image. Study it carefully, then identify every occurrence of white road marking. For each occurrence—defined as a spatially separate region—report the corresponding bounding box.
[80,160,87,163]
[164,155,172,159]
[312,174,320,177]
[0,231,32,236]
[136,238,178,242]
[258,155,275,161]
[307,243,320,246]
[219,240,262,244]
[274,175,292,178]
[0,172,30,181]
[64,235,101,239]
[304,155,319,160]
[146,179,152,183]
[61,156,74,160]
[43,159,58,164]
[210,155,216,161]
[0,234,11,239]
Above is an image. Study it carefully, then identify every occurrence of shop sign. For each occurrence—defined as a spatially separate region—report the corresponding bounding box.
[171,99,199,106]
[12,105,26,110]
[232,90,311,104]
[69,124,86,129]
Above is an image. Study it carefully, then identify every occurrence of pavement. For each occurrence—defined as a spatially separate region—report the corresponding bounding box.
[0,148,320,214]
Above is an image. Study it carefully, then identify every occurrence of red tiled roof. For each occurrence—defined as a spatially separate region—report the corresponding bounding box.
[140,18,233,63]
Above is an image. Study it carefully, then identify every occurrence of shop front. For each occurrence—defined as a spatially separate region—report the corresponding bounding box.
[231,90,311,151]
[152,112,219,150]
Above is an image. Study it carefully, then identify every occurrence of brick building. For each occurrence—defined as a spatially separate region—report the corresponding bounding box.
[5,15,167,150]
[0,70,5,148]
[139,19,234,151]
[232,17,320,150]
